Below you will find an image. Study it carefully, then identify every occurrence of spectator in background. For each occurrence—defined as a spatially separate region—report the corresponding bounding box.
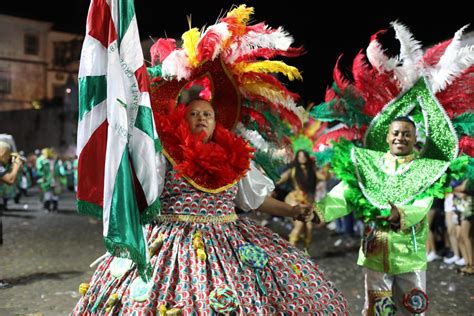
[0,141,23,289]
[0,140,24,245]
[13,150,31,204]
[445,179,473,274]
[276,150,318,250]
[36,148,60,212]
[443,180,465,266]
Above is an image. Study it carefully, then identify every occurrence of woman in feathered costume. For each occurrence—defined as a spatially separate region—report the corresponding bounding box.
[73,5,348,315]
[312,22,473,315]
[276,118,330,250]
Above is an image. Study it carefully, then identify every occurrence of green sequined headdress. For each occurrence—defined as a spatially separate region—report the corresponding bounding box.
[364,77,458,162]
[310,21,474,174]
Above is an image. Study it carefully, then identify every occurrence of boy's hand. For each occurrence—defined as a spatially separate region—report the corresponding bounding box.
[376,201,401,228]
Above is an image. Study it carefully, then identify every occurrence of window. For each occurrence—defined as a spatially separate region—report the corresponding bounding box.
[53,39,82,67]
[53,84,66,98]
[54,41,67,67]
[24,33,39,55]
[0,69,11,94]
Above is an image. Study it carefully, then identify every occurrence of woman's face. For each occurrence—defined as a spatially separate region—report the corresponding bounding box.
[185,99,216,143]
[297,151,307,164]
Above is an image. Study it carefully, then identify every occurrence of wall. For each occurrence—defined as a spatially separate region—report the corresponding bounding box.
[0,15,51,111]
[0,105,77,155]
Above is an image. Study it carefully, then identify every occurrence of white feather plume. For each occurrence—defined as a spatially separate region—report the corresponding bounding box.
[391,21,423,89]
[161,50,192,81]
[236,123,288,162]
[236,123,270,152]
[289,103,308,124]
[248,27,294,50]
[366,39,398,73]
[226,26,294,63]
[428,25,474,92]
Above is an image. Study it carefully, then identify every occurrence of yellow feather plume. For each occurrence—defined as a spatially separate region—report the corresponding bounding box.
[305,120,323,136]
[182,27,200,67]
[226,4,254,25]
[241,82,288,104]
[234,61,303,81]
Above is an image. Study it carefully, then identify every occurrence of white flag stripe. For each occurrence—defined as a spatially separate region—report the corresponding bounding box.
[77,100,107,155]
[120,15,144,73]
[103,39,129,236]
[119,14,160,208]
[129,127,159,203]
[79,35,108,78]
[139,91,151,107]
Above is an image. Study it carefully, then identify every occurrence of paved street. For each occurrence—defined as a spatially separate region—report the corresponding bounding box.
[0,189,473,315]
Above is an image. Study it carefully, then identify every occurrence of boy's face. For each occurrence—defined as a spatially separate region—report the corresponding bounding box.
[386,121,416,156]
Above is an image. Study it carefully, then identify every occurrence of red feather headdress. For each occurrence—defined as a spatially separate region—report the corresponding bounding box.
[310,22,474,162]
[148,5,306,180]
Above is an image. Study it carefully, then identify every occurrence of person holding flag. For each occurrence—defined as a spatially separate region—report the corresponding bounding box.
[72,2,348,315]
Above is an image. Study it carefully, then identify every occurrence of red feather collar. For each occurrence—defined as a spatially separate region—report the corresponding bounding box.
[155,105,254,193]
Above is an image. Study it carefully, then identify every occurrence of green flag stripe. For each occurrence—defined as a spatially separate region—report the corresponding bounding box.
[107,146,147,274]
[134,105,154,139]
[118,0,135,44]
[78,76,107,121]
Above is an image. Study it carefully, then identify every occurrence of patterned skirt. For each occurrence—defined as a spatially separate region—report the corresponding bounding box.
[72,216,348,315]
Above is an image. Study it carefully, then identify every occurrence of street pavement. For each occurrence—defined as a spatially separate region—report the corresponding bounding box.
[0,189,473,315]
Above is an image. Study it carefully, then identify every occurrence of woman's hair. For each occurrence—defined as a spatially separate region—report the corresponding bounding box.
[292,150,316,194]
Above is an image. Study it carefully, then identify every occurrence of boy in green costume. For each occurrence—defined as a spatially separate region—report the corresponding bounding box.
[311,21,473,315]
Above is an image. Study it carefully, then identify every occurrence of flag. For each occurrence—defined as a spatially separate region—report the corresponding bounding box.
[76,0,161,278]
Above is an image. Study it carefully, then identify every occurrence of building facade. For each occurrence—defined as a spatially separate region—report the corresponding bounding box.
[0,14,82,112]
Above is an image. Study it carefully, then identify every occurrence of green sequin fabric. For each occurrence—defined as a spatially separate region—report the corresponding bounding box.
[364,78,458,162]
[330,139,467,227]
[352,147,450,209]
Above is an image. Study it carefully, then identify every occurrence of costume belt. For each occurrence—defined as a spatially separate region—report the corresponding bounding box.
[154,213,238,224]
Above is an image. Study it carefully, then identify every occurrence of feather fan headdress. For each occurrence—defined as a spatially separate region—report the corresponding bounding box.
[310,22,474,176]
[148,5,305,158]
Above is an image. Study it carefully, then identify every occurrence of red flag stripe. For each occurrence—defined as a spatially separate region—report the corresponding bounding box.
[77,120,108,207]
[134,63,150,93]
[87,0,117,48]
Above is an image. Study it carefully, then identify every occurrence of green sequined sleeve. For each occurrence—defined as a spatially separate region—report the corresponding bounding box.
[399,195,433,231]
[314,182,352,223]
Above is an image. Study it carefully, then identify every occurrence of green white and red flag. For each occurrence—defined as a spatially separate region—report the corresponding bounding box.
[76,0,160,278]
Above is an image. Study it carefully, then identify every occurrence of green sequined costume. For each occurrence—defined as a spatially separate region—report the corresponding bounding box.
[316,77,468,264]
[311,20,473,315]
[315,78,468,315]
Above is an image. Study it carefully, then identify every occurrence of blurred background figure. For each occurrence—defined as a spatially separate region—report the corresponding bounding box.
[0,138,24,246]
[36,147,61,212]
[443,179,473,275]
[443,180,465,267]
[13,150,31,204]
[276,149,318,250]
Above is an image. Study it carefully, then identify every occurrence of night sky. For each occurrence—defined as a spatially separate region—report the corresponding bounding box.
[1,0,472,104]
